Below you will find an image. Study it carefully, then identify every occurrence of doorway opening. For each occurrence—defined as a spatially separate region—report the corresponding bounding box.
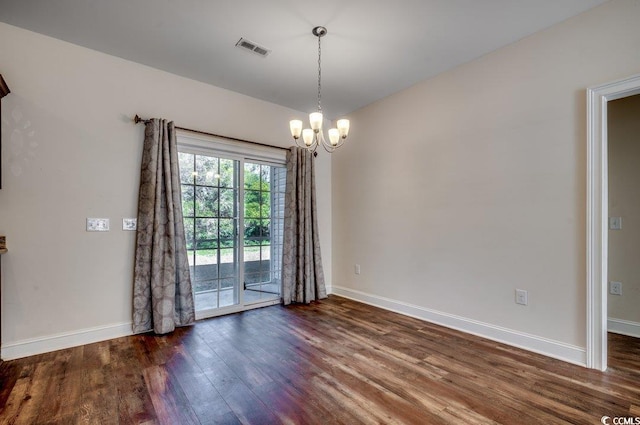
[606,94,640,348]
[586,73,640,371]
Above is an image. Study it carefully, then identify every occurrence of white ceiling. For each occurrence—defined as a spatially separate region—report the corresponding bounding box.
[0,0,607,119]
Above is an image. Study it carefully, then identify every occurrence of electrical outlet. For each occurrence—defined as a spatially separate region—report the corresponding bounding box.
[610,281,622,296]
[609,217,622,230]
[515,289,528,306]
[354,264,361,275]
[87,218,110,232]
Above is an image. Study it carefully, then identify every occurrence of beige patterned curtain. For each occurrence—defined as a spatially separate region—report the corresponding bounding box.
[282,146,327,305]
[132,119,195,334]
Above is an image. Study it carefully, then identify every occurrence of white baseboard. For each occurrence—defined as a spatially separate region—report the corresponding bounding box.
[608,318,640,338]
[2,288,594,364]
[331,285,586,367]
[1,322,133,360]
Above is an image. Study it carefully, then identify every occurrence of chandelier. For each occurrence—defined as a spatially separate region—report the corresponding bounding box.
[289,26,350,154]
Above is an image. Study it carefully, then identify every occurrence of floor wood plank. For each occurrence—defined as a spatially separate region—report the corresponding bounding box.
[0,295,639,424]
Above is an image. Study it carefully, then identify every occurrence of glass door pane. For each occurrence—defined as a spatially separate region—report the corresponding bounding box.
[243,162,285,303]
[179,152,240,314]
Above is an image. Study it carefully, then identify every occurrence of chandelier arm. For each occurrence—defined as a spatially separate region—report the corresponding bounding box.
[317,130,325,149]
[319,132,346,152]
[293,136,316,152]
[332,138,347,149]
[321,140,335,153]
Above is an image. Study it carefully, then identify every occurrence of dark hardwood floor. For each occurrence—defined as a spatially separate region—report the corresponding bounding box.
[0,295,639,424]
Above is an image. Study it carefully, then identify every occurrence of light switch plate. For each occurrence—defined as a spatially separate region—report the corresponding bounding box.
[122,218,137,231]
[87,218,110,232]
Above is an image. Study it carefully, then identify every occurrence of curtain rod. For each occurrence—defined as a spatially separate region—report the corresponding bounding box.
[133,115,288,152]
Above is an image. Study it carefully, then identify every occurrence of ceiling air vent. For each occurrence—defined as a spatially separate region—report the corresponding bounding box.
[235,38,271,57]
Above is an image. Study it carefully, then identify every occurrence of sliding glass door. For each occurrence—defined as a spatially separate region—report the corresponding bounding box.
[178,147,285,319]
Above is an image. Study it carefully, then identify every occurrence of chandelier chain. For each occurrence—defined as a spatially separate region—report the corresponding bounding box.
[317,32,322,113]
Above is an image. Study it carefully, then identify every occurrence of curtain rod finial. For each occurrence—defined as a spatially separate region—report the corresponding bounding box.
[134,114,143,124]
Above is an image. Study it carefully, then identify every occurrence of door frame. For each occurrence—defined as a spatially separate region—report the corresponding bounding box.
[586,72,640,371]
[177,130,287,320]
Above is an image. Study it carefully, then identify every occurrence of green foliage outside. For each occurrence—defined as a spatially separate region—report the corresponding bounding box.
[178,153,271,251]
[244,162,270,245]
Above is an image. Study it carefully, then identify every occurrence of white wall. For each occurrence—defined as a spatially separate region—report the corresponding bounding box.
[0,22,331,358]
[608,94,640,336]
[332,0,640,365]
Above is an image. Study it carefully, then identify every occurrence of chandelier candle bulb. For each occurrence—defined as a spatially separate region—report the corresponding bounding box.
[337,119,350,138]
[328,128,340,146]
[290,120,303,139]
[302,129,314,146]
[309,112,323,131]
